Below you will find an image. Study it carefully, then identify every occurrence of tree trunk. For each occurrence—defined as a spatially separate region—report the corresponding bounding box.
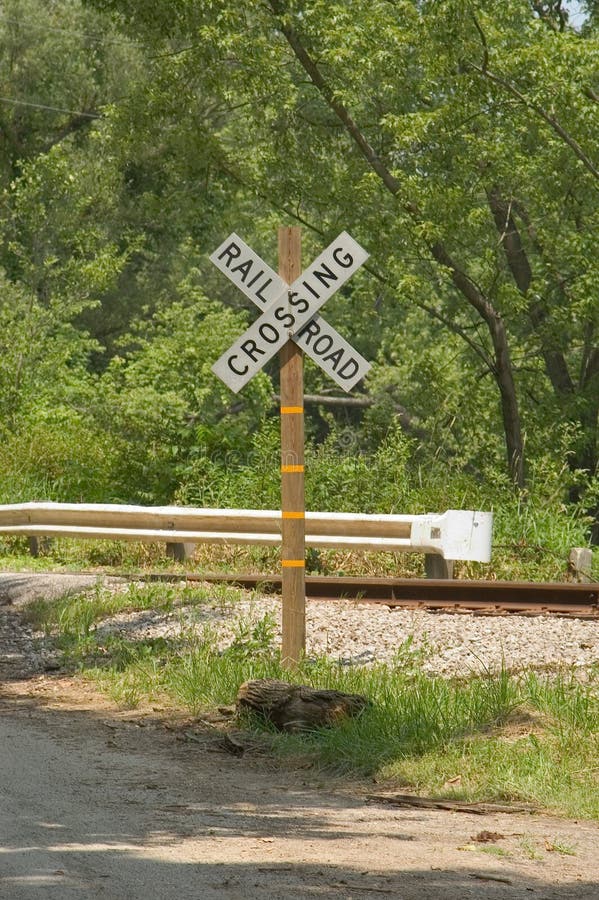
[237,679,369,733]
[271,3,526,489]
[430,242,525,487]
[487,187,598,513]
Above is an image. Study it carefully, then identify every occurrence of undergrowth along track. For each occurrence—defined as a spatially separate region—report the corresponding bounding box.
[142,573,599,619]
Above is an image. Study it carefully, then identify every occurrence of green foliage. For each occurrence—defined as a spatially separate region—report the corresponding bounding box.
[0,267,100,438]
[0,0,596,541]
[226,611,278,662]
[0,0,142,185]
[94,287,272,502]
[0,410,117,503]
[177,421,415,512]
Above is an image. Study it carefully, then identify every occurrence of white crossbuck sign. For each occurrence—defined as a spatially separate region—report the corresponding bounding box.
[210,232,371,393]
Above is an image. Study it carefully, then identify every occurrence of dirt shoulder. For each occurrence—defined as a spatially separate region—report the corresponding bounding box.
[1,675,598,899]
[1,574,598,898]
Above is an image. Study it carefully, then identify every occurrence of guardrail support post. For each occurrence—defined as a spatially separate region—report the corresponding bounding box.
[28,536,51,557]
[165,542,196,563]
[568,547,592,583]
[424,554,454,579]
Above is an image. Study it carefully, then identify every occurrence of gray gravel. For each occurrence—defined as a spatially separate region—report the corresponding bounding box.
[93,592,599,677]
[0,572,108,607]
[2,573,596,680]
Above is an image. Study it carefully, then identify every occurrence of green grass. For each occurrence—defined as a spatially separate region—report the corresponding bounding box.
[25,587,599,820]
[21,581,247,634]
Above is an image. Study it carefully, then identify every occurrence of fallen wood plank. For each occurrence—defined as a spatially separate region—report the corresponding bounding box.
[367,793,538,814]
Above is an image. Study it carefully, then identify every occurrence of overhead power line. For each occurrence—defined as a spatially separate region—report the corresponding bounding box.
[0,13,145,46]
[0,96,101,118]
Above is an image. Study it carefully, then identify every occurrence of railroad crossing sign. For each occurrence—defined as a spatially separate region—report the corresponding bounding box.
[208,227,370,666]
[210,232,370,392]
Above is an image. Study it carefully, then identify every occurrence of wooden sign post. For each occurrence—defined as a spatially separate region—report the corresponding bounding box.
[278,227,305,666]
[209,227,369,665]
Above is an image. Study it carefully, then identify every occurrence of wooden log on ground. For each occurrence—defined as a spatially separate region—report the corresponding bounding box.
[236,678,369,733]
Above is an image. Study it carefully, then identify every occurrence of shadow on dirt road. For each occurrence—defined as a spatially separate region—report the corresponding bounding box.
[1,677,598,900]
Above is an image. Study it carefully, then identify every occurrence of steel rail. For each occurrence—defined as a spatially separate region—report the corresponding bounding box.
[175,574,599,618]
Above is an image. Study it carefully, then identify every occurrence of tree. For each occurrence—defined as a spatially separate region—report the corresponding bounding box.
[87,0,598,531]
[262,0,597,496]
[0,0,142,185]
[95,285,272,503]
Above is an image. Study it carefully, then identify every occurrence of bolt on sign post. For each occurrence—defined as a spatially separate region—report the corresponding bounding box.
[209,227,370,665]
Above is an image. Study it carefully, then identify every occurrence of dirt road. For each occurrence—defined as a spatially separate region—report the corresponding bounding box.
[0,575,598,898]
[2,677,598,900]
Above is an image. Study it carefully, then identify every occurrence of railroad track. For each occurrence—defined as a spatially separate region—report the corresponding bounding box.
[146,573,599,619]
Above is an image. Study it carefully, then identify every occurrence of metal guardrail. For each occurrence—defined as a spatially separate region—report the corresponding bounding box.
[0,503,493,573]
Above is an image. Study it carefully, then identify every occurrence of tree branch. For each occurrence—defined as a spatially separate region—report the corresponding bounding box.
[583,86,599,104]
[268,0,403,198]
[468,61,599,183]
[486,186,532,293]
[417,300,496,372]
[530,0,568,32]
[272,392,427,439]
[41,109,99,154]
[488,187,577,396]
[267,0,525,485]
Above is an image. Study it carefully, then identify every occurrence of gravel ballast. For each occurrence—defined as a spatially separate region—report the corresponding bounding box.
[94,592,599,677]
[1,574,598,679]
